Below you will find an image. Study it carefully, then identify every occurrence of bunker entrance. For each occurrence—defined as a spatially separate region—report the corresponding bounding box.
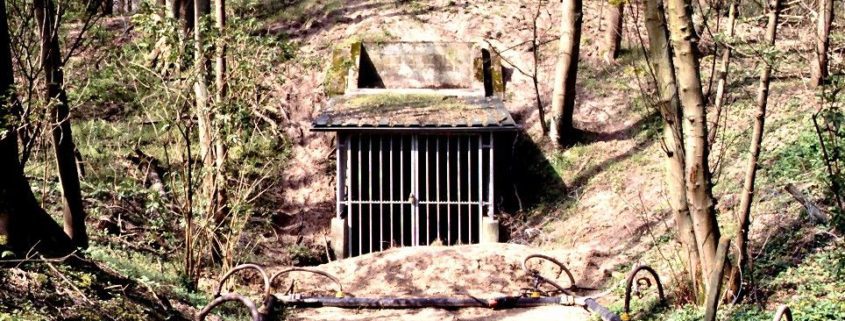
[341,133,492,257]
[314,41,518,258]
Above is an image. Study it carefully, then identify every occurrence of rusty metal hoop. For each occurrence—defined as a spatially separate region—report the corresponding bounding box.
[521,254,577,295]
[623,265,666,317]
[196,293,261,321]
[772,305,793,321]
[214,264,271,297]
[268,267,344,297]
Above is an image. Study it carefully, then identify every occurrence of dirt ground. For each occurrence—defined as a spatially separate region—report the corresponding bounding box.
[268,244,629,321]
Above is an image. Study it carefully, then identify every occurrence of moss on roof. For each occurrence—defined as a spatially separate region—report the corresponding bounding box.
[314,93,516,129]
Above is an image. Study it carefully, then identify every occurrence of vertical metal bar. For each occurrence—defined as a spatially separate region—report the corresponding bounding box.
[488,132,495,218]
[478,134,483,242]
[425,136,430,244]
[435,137,440,242]
[400,136,404,247]
[379,136,383,251]
[357,134,362,256]
[390,137,394,247]
[336,134,344,220]
[368,135,374,254]
[411,135,419,246]
[446,137,451,245]
[346,134,352,256]
[457,136,461,244]
[466,135,471,243]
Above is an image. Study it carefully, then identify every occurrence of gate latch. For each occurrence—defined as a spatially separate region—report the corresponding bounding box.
[408,193,417,205]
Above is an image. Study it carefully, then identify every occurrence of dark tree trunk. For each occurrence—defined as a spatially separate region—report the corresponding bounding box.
[0,0,74,257]
[34,0,88,249]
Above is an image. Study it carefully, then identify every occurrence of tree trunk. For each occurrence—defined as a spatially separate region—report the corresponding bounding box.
[729,0,780,301]
[180,0,194,36]
[665,0,720,284]
[104,0,113,15]
[602,2,624,63]
[708,0,738,145]
[549,0,583,147]
[644,0,702,298]
[211,0,229,266]
[704,237,731,321]
[34,0,88,249]
[811,0,833,87]
[0,0,74,257]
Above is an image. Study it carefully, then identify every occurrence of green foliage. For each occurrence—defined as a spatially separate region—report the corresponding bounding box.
[769,244,845,320]
[286,244,325,266]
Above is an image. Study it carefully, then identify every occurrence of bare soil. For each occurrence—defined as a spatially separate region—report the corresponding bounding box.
[271,244,597,321]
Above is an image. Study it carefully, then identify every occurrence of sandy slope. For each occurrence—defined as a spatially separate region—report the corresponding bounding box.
[271,244,598,320]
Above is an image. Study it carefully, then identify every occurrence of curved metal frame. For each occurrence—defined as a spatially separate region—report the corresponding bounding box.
[268,267,345,297]
[772,305,793,321]
[623,265,666,317]
[214,264,271,297]
[521,254,577,295]
[196,293,261,321]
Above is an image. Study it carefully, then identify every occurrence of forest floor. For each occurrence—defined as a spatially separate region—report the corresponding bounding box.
[2,0,844,320]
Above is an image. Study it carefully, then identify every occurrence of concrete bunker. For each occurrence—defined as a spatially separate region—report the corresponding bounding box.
[314,41,517,258]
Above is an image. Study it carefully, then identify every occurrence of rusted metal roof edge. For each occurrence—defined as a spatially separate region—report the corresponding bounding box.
[310,124,521,133]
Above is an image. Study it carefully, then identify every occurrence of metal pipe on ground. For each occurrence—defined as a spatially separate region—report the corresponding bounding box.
[276,295,622,321]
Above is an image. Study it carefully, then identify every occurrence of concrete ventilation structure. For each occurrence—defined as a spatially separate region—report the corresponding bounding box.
[314,42,518,258]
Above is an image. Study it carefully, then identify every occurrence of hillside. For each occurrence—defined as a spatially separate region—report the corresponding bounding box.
[1,0,844,320]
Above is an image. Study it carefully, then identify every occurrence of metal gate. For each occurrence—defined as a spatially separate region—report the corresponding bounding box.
[337,133,494,257]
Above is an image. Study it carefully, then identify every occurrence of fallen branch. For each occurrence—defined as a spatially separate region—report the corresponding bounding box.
[38,254,93,305]
[784,184,829,223]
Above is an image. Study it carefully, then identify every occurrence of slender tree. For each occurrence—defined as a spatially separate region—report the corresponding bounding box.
[549,0,583,147]
[811,0,834,87]
[644,0,702,297]
[602,1,624,62]
[212,0,229,266]
[731,0,781,300]
[34,0,88,249]
[708,0,738,145]
[0,0,74,257]
[664,0,721,283]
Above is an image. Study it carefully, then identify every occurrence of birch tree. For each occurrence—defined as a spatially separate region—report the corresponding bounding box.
[549,0,583,147]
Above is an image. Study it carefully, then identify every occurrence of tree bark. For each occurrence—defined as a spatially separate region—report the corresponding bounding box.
[730,0,780,301]
[644,0,702,297]
[104,0,113,15]
[811,0,833,87]
[602,2,624,63]
[34,0,88,249]
[549,0,583,147]
[665,0,720,284]
[708,0,738,145]
[0,0,74,257]
[212,0,229,265]
[704,237,730,321]
[179,0,195,36]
